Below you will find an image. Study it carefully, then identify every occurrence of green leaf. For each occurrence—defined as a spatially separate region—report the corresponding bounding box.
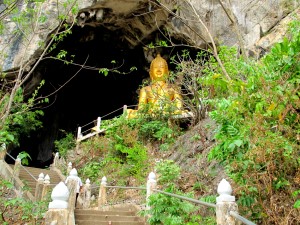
[233,139,243,147]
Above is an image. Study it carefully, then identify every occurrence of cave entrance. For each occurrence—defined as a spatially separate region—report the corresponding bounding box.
[8,25,196,167]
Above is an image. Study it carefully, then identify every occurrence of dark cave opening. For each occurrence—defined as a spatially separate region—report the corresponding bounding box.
[7,25,198,167]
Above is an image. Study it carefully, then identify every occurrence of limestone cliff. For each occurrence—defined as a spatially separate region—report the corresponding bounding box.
[0,0,299,71]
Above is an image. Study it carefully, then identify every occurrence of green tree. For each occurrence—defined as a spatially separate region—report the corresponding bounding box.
[0,0,79,146]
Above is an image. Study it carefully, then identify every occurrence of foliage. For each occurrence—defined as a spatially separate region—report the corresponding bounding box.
[54,131,76,158]
[0,87,44,146]
[144,160,215,225]
[155,160,180,185]
[146,185,196,225]
[76,115,150,185]
[17,151,32,165]
[170,50,212,125]
[0,177,48,224]
[139,118,179,149]
[206,19,300,224]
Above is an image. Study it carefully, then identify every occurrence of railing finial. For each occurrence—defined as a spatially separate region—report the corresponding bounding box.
[101,176,107,185]
[217,178,235,203]
[48,182,69,209]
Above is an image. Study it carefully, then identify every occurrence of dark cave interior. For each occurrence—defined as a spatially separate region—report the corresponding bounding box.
[7,25,196,167]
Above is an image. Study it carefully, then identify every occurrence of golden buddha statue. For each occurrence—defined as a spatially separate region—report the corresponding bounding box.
[127,54,184,118]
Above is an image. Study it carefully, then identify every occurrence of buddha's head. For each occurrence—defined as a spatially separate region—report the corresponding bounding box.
[149,54,169,82]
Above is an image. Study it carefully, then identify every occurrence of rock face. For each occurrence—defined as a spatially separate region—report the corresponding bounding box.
[0,0,299,71]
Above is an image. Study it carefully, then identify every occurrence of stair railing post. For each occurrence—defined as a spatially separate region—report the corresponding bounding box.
[216,179,238,225]
[77,126,82,141]
[13,157,21,178]
[98,176,107,209]
[76,126,82,151]
[35,173,44,201]
[83,178,91,209]
[67,162,72,175]
[0,143,6,160]
[123,105,127,115]
[65,168,79,212]
[45,182,70,225]
[53,152,59,168]
[146,172,157,210]
[96,117,101,132]
[41,174,51,200]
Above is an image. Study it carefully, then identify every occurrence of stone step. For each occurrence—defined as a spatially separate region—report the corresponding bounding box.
[19,170,61,177]
[75,220,145,225]
[75,209,135,216]
[19,173,61,182]
[9,165,64,197]
[75,214,142,222]
[74,207,146,225]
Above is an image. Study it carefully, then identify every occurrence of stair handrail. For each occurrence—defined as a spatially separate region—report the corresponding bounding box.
[76,104,137,142]
[153,189,216,208]
[100,105,137,119]
[79,104,137,129]
[96,184,216,207]
[230,211,257,225]
[5,151,37,181]
[92,185,146,191]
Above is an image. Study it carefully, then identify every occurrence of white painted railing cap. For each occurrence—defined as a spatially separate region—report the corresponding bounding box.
[101,176,107,184]
[38,173,44,181]
[49,182,69,209]
[216,179,235,203]
[69,168,78,176]
[44,174,50,184]
[148,172,156,180]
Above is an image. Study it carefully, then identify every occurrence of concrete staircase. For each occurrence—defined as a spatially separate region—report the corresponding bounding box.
[17,166,63,196]
[6,163,148,224]
[75,205,147,225]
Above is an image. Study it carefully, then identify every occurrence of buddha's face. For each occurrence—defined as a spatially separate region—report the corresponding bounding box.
[151,62,168,81]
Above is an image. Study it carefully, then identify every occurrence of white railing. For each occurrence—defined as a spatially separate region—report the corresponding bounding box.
[95,173,256,225]
[46,167,257,225]
[76,105,136,142]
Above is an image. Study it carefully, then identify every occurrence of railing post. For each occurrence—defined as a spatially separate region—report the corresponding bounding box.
[13,157,21,178]
[65,168,80,212]
[45,182,70,225]
[53,152,59,168]
[35,173,44,201]
[77,126,82,141]
[0,143,6,160]
[216,179,238,225]
[146,172,157,210]
[42,174,51,200]
[96,117,101,132]
[67,162,72,175]
[83,178,91,209]
[123,105,128,114]
[98,176,107,209]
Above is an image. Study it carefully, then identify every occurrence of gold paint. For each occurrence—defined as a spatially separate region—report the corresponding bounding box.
[127,54,184,118]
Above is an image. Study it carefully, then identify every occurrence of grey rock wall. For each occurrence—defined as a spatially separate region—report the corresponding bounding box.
[0,0,299,71]
[166,0,299,50]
